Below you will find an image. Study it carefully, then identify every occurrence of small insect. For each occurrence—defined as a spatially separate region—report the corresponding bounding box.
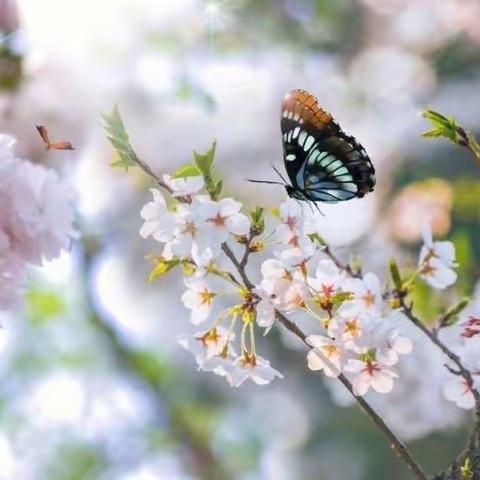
[36,125,74,151]
[250,89,375,205]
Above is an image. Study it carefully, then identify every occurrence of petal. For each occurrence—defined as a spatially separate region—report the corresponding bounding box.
[392,336,413,354]
[434,241,456,265]
[191,304,211,325]
[225,213,250,236]
[353,371,371,396]
[306,335,329,348]
[279,198,303,222]
[150,188,166,206]
[256,299,276,329]
[421,223,433,247]
[218,198,242,217]
[371,370,395,393]
[307,350,325,371]
[139,219,159,239]
[181,290,200,309]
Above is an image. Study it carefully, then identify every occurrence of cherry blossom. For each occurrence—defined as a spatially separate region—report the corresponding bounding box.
[460,316,480,339]
[178,326,234,367]
[163,174,204,197]
[181,277,217,324]
[258,259,307,313]
[327,311,363,348]
[306,335,347,378]
[139,189,176,243]
[254,290,276,332]
[0,134,75,310]
[163,198,205,259]
[346,359,398,396]
[443,376,476,410]
[418,224,457,289]
[227,353,283,387]
[196,198,250,252]
[344,272,382,316]
[309,259,346,307]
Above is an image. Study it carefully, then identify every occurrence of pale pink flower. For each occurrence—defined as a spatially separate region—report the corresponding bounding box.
[418,224,457,289]
[346,359,398,396]
[181,277,217,324]
[327,312,363,348]
[163,198,205,259]
[178,326,233,367]
[306,335,347,378]
[196,198,250,251]
[254,289,276,332]
[309,259,346,300]
[227,353,283,387]
[344,272,382,315]
[163,174,204,197]
[139,189,175,243]
[443,377,475,410]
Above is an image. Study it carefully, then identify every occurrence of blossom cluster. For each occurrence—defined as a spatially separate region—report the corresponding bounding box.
[139,175,428,395]
[0,134,76,310]
[255,200,413,396]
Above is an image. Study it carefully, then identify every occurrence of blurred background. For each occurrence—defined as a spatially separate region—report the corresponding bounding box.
[1,0,480,478]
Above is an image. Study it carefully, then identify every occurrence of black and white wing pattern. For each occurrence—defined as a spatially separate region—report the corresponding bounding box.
[281,89,375,203]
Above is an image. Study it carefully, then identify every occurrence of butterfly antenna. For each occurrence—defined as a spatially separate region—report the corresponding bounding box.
[311,200,325,217]
[247,179,284,186]
[270,163,289,185]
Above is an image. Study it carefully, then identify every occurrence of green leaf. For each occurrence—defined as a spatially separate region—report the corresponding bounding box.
[193,140,217,175]
[213,180,223,198]
[421,109,461,143]
[389,258,403,291]
[148,257,181,282]
[171,163,201,178]
[250,206,265,235]
[331,291,353,306]
[442,298,470,326]
[308,232,326,247]
[102,106,138,171]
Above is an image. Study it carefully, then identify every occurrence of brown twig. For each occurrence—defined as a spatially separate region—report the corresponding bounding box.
[323,245,361,278]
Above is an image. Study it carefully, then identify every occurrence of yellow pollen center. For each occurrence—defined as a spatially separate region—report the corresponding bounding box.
[344,319,360,337]
[323,344,339,357]
[361,291,376,307]
[199,288,216,305]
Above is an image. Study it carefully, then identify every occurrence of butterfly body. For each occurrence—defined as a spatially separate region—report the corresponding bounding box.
[280,89,375,203]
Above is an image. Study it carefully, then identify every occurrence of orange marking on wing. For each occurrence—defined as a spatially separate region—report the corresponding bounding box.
[281,89,332,129]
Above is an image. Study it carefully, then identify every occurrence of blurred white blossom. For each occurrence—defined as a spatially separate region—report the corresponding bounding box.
[418,224,457,289]
[0,134,75,310]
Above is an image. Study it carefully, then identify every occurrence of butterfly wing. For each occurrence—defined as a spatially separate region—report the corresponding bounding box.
[50,141,74,150]
[281,89,375,203]
[36,125,50,146]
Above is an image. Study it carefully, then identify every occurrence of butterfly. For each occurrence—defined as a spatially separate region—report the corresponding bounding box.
[251,89,375,205]
[36,125,74,150]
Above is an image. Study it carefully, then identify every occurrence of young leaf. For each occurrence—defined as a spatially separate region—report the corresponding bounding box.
[389,258,403,291]
[102,106,138,171]
[441,298,470,327]
[308,232,327,247]
[172,163,201,179]
[421,109,461,143]
[331,291,354,306]
[193,140,217,175]
[250,206,265,235]
[148,257,181,282]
